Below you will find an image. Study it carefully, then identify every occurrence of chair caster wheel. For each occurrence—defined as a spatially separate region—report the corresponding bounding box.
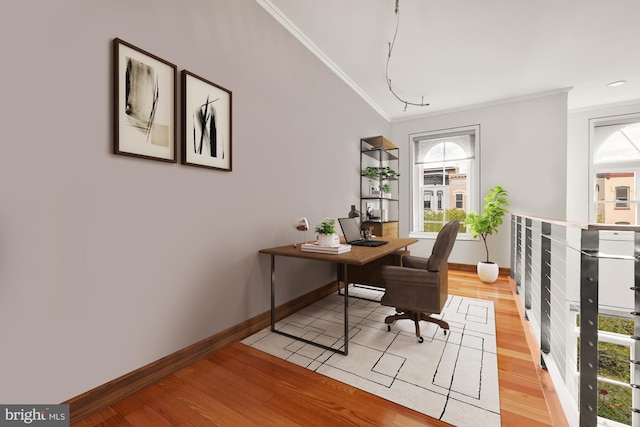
[443,330,448,336]
[387,325,391,332]
[418,336,424,343]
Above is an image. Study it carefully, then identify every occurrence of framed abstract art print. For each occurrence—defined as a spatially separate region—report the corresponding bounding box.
[181,70,232,171]
[113,38,177,162]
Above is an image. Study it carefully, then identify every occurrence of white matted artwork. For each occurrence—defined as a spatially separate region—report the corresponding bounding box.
[182,70,232,171]
[113,38,177,162]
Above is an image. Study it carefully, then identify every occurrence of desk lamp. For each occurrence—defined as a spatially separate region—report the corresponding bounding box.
[348,205,363,228]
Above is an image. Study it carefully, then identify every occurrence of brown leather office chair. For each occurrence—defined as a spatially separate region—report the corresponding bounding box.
[380,220,459,343]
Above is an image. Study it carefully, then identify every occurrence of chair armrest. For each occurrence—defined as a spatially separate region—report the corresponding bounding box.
[380,266,442,312]
[401,256,430,270]
[381,265,439,286]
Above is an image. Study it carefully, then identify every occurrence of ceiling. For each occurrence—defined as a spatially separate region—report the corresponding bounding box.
[259,0,640,122]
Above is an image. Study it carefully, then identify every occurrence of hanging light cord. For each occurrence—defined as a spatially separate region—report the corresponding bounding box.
[386,0,429,111]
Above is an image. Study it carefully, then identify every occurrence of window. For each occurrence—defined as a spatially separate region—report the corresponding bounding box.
[615,186,629,209]
[455,193,464,209]
[423,191,432,210]
[410,125,479,236]
[590,116,640,224]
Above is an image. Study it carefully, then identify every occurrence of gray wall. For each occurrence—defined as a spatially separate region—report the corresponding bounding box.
[0,0,604,406]
[391,92,569,267]
[0,0,390,403]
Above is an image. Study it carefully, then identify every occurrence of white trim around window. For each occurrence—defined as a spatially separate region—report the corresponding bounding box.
[409,124,480,239]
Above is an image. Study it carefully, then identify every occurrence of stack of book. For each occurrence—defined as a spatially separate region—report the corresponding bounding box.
[300,242,352,254]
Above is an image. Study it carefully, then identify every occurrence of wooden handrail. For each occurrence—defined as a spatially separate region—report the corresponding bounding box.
[511,212,640,232]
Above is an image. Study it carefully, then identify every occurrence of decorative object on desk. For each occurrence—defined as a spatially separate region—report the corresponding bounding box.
[243,290,499,426]
[292,217,309,247]
[362,227,373,240]
[314,218,340,247]
[301,242,351,254]
[113,38,177,163]
[181,70,232,171]
[463,185,509,284]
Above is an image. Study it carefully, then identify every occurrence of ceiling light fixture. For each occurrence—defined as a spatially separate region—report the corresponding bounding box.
[386,0,429,111]
[607,80,627,87]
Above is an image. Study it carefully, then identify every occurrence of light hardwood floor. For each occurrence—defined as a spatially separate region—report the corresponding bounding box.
[73,271,568,426]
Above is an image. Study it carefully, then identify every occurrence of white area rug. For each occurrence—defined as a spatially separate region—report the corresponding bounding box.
[242,286,500,426]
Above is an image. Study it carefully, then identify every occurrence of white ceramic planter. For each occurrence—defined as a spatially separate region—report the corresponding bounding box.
[477,262,499,284]
[317,233,340,247]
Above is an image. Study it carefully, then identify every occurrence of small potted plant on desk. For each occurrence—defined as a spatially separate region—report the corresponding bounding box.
[463,185,509,283]
[315,218,340,247]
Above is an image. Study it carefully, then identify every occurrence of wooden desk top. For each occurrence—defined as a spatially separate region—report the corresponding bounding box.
[259,237,418,266]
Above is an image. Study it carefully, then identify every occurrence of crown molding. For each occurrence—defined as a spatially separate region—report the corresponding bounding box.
[568,98,640,114]
[392,87,574,123]
[255,0,391,122]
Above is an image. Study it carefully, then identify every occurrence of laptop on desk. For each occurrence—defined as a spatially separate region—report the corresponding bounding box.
[338,217,389,247]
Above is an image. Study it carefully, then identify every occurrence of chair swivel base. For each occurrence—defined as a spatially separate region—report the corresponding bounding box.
[385,310,449,343]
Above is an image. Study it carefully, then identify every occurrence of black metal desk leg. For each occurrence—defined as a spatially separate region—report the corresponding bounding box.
[343,263,349,355]
[270,256,348,356]
[270,254,276,332]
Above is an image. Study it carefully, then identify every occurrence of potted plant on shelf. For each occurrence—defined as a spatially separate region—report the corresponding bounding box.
[463,185,509,283]
[361,166,400,181]
[362,167,399,197]
[381,183,392,198]
[379,166,399,180]
[362,166,381,180]
[315,218,340,247]
[362,167,380,196]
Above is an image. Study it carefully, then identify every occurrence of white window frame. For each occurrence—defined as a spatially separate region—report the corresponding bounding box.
[409,125,480,239]
[589,113,640,225]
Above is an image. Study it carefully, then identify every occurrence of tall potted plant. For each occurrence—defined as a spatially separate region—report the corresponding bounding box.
[463,185,509,283]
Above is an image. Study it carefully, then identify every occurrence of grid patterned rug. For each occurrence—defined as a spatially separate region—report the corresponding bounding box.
[242,286,500,426]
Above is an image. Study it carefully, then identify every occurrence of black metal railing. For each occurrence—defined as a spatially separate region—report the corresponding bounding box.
[511,214,640,427]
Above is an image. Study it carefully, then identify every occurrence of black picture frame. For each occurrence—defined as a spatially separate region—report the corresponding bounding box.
[113,38,177,163]
[181,70,232,171]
